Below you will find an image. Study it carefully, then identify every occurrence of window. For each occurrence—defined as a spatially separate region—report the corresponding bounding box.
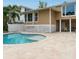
[63,6,65,16]
[62,2,76,16]
[35,13,38,21]
[27,13,38,22]
[66,3,75,15]
[28,13,32,21]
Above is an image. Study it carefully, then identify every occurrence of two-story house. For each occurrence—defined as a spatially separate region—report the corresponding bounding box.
[8,2,76,32]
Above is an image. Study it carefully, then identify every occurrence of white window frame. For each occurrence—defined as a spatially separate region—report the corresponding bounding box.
[26,12,39,24]
[34,12,39,23]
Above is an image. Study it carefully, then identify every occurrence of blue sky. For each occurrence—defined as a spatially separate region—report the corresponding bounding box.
[3,0,75,9]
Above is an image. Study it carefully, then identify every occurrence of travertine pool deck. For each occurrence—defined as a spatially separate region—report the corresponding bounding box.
[3,32,76,59]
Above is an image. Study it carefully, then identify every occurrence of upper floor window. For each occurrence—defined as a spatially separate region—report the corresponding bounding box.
[62,2,76,16]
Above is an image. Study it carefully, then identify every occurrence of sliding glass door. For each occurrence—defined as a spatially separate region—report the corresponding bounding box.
[61,20,69,32]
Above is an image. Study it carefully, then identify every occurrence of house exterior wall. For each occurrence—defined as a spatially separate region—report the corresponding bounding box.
[61,16,76,19]
[51,10,60,32]
[51,10,76,21]
[55,12,76,20]
[51,10,56,24]
[38,9,49,24]
[20,15,25,22]
[20,7,26,23]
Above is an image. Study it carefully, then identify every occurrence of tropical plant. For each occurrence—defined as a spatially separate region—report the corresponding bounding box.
[39,1,47,8]
[8,5,21,23]
[3,5,21,32]
[3,6,9,31]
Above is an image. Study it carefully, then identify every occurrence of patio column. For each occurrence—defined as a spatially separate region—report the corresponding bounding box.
[32,12,35,24]
[49,8,52,32]
[69,18,71,32]
[59,19,61,32]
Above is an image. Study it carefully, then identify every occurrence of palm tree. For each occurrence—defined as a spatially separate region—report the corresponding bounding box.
[3,6,10,31]
[39,1,47,8]
[8,5,21,23]
[3,5,21,31]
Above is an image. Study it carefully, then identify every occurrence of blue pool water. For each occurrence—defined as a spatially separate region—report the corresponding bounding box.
[3,33,46,44]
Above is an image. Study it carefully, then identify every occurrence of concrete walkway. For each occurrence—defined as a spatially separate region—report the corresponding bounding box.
[4,32,76,59]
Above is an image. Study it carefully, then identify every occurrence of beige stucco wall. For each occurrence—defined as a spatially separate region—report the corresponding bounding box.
[25,8,76,25]
[38,9,49,24]
[61,16,76,20]
[37,8,76,24]
[51,10,56,25]
[55,12,61,20]
[51,9,76,27]
[55,12,76,20]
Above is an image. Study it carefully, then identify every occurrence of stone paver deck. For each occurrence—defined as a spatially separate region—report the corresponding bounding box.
[3,32,76,59]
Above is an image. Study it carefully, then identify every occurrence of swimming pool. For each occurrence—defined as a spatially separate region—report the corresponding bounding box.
[3,33,46,44]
